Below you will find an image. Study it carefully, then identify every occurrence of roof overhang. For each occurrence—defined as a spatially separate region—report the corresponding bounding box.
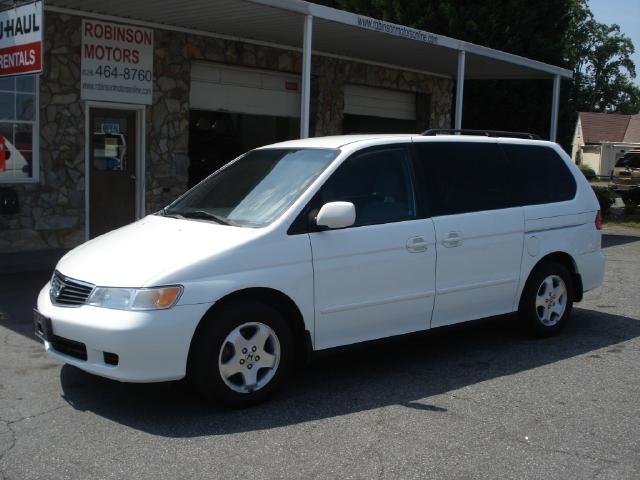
[44,0,572,81]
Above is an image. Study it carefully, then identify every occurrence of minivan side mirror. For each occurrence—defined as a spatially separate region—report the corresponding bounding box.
[315,201,356,229]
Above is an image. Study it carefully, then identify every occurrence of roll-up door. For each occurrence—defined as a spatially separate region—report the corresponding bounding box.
[344,85,416,121]
[190,63,301,118]
[343,85,417,134]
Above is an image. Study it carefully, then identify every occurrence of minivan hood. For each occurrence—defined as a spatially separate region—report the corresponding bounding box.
[56,215,256,287]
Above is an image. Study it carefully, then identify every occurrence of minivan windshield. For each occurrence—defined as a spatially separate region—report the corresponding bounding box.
[162,148,338,227]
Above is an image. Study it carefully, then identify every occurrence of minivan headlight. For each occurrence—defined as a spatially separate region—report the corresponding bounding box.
[86,286,183,311]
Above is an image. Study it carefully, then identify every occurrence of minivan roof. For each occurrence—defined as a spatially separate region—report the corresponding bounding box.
[262,134,414,149]
[262,133,555,149]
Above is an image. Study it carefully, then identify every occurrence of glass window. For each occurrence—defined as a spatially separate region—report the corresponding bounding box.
[320,147,417,226]
[502,144,577,205]
[16,76,35,93]
[188,110,300,188]
[16,94,35,121]
[415,142,513,216]
[164,148,338,227]
[0,74,38,183]
[92,116,129,171]
[0,78,14,91]
[0,93,14,120]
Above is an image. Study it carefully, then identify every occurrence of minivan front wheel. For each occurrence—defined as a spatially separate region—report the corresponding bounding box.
[190,300,293,407]
[519,262,574,337]
[218,321,281,394]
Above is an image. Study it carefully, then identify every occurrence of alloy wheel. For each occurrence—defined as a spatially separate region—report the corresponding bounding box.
[535,274,568,326]
[218,322,281,394]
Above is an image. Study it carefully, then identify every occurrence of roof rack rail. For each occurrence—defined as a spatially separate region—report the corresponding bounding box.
[421,129,541,140]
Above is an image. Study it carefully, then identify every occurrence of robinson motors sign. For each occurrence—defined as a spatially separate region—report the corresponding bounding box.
[81,19,154,105]
[0,0,43,77]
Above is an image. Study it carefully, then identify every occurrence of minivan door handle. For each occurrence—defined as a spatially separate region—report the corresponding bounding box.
[406,235,428,253]
[442,231,463,248]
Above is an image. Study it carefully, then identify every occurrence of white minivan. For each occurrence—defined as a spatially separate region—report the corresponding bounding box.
[35,132,605,406]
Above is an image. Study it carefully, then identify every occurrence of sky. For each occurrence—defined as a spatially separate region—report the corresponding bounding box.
[588,0,640,85]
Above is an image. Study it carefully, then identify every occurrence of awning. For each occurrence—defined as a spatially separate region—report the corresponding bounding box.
[45,0,572,139]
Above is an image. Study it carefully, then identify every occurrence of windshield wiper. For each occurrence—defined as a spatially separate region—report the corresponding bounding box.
[158,208,185,219]
[181,210,232,225]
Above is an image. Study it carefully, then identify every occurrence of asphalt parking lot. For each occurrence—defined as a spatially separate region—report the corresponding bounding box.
[1,230,639,480]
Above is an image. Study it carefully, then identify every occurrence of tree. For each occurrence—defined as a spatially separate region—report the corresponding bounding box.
[328,0,570,66]
[319,0,639,147]
[614,80,640,115]
[566,1,638,113]
[322,1,575,144]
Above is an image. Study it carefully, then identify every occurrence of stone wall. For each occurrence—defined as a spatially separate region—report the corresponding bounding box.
[310,56,452,135]
[0,13,85,253]
[0,11,453,254]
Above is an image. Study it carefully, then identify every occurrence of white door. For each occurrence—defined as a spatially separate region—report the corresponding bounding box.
[344,85,416,121]
[431,209,524,327]
[309,145,437,350]
[413,139,525,328]
[190,62,301,118]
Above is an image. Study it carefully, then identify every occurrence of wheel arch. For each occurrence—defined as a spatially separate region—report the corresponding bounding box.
[522,251,583,304]
[186,287,311,374]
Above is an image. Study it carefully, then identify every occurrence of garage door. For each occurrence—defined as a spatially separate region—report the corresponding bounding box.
[190,63,301,118]
[344,85,416,121]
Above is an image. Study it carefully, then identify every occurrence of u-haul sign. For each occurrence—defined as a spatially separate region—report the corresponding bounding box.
[0,1,43,77]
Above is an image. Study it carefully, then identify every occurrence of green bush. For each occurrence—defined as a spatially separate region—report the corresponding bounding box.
[592,186,615,214]
[579,164,597,180]
[624,203,637,215]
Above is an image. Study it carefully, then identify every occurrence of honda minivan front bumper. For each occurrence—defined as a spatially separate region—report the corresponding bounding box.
[36,283,212,382]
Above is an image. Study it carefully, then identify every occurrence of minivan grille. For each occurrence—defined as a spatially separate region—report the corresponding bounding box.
[50,271,94,307]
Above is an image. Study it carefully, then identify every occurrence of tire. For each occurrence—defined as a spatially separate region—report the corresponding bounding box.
[190,300,293,408]
[518,262,574,337]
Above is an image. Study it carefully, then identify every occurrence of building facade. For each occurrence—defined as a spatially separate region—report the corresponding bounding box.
[0,11,453,255]
[572,111,640,177]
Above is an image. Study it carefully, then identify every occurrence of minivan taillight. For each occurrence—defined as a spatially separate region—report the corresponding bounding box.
[595,209,602,230]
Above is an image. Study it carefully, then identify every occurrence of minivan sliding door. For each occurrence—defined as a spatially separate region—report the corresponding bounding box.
[414,141,524,328]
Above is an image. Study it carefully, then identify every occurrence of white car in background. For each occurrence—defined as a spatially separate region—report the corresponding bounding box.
[35,131,605,407]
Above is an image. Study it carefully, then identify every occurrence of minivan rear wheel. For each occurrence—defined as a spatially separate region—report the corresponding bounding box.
[190,300,293,407]
[518,262,574,337]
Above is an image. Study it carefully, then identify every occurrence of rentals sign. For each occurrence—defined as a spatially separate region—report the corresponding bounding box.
[0,1,43,77]
[81,20,154,105]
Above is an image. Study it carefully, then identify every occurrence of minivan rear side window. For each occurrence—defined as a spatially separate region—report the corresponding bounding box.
[502,144,576,206]
[414,142,513,216]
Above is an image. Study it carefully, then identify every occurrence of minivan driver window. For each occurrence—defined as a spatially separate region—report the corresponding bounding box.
[320,147,417,226]
[163,148,338,227]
